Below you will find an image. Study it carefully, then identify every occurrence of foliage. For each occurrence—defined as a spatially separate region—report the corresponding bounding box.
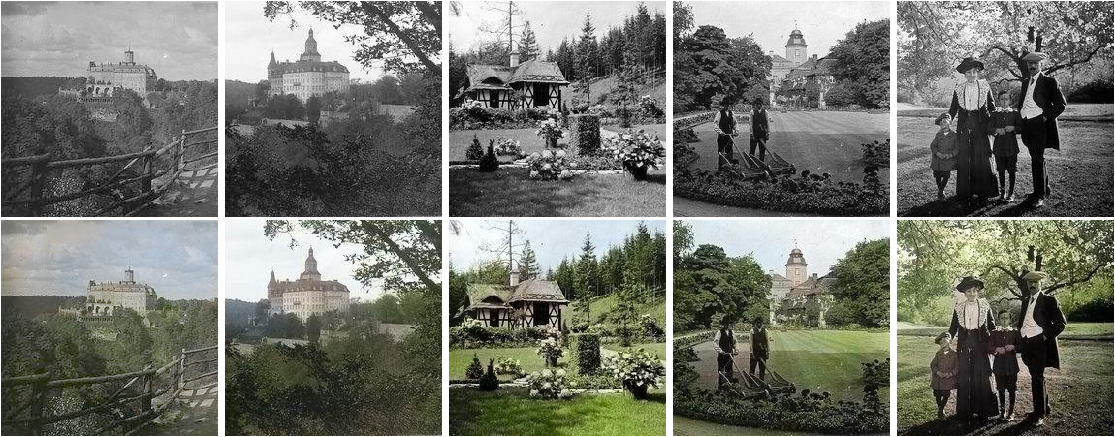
[1065,295,1114,322]
[828,19,890,108]
[604,129,665,172]
[823,82,860,107]
[573,333,602,374]
[536,335,564,363]
[862,139,890,168]
[674,245,771,331]
[478,359,500,391]
[465,354,485,379]
[861,358,889,387]
[674,167,888,216]
[265,94,305,120]
[478,144,500,172]
[526,149,573,181]
[493,137,524,157]
[602,348,666,397]
[448,325,556,349]
[535,117,565,142]
[518,241,541,280]
[570,114,601,155]
[674,25,771,112]
[830,238,891,328]
[526,368,574,400]
[641,314,666,342]
[1067,77,1114,103]
[493,356,524,376]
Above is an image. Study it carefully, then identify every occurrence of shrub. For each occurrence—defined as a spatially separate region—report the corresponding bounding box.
[573,333,601,374]
[641,315,666,342]
[861,358,889,388]
[1067,77,1114,103]
[449,325,555,349]
[494,137,524,157]
[465,354,484,379]
[823,83,861,107]
[604,129,665,174]
[535,117,565,143]
[1066,296,1114,322]
[478,143,499,172]
[861,140,889,168]
[465,134,484,160]
[526,368,573,399]
[526,149,573,181]
[602,348,666,398]
[673,165,888,216]
[494,356,524,376]
[639,95,665,120]
[536,335,564,365]
[478,358,500,391]
[569,114,601,155]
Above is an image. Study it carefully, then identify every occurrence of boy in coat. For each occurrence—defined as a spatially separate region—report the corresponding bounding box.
[930,113,958,200]
[991,91,1022,202]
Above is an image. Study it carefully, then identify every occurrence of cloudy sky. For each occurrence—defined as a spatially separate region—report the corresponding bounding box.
[1,221,217,299]
[684,220,890,275]
[0,1,216,79]
[447,1,666,55]
[224,220,388,303]
[225,1,386,82]
[448,220,667,273]
[688,1,888,57]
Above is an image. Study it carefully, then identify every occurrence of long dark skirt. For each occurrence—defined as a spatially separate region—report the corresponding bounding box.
[956,117,999,198]
[957,335,999,418]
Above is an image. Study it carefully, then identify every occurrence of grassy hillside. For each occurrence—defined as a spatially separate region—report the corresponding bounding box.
[566,72,667,107]
[1,77,81,100]
[0,295,86,318]
[573,293,666,327]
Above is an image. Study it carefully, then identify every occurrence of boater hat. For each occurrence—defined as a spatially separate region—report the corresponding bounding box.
[956,276,985,291]
[1021,52,1050,62]
[955,56,985,73]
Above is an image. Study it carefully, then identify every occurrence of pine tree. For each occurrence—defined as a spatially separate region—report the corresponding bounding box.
[575,14,598,100]
[519,21,540,61]
[575,234,598,321]
[519,240,541,280]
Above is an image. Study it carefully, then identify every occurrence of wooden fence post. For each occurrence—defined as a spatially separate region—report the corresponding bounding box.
[27,156,50,217]
[139,147,153,194]
[140,372,153,413]
[28,375,49,436]
[178,130,187,172]
[179,348,186,391]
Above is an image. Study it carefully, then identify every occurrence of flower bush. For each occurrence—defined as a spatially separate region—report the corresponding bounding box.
[605,129,665,176]
[603,348,666,399]
[536,335,564,366]
[461,318,485,329]
[861,139,889,168]
[674,166,887,216]
[494,356,524,376]
[535,117,565,143]
[494,137,524,157]
[526,149,573,181]
[526,368,574,400]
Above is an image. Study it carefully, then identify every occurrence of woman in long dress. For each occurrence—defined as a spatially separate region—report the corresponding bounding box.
[948,276,1000,420]
[947,57,1000,200]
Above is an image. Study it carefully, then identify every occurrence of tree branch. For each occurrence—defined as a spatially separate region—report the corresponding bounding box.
[363,222,439,292]
[1044,262,1108,295]
[361,2,439,73]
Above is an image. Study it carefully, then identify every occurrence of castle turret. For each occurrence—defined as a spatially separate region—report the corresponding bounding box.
[300,248,321,281]
[785,247,808,287]
[124,268,135,283]
[124,48,135,65]
[785,28,808,67]
[300,29,321,62]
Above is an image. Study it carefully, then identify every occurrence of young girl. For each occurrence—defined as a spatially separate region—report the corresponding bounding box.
[929,113,958,200]
[930,332,958,419]
[991,91,1022,202]
[990,309,1022,421]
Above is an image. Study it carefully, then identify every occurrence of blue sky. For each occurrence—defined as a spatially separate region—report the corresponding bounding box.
[687,1,889,57]
[1,220,217,299]
[684,219,890,275]
[448,220,667,273]
[1,1,217,79]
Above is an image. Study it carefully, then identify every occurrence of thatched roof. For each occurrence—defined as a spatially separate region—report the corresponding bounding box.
[508,279,569,303]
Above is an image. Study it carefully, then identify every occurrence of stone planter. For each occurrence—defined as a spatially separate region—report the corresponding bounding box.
[623,162,650,181]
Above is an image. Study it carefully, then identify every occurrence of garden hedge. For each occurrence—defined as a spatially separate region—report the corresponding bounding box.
[449,325,555,349]
[570,114,601,154]
[574,333,602,374]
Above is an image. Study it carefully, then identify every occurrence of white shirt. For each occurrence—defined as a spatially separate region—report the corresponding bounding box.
[1021,75,1043,119]
[963,82,980,110]
[1021,296,1044,338]
[961,301,980,329]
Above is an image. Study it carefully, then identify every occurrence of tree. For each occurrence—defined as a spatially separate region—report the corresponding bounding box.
[369,294,404,323]
[674,26,771,111]
[518,239,540,280]
[519,20,540,61]
[575,14,599,100]
[674,244,770,330]
[448,267,469,325]
[575,234,599,321]
[306,314,323,343]
[306,96,323,124]
[830,238,891,327]
[673,1,694,45]
[829,19,890,108]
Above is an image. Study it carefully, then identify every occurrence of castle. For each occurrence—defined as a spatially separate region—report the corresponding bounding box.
[267,29,351,102]
[768,28,809,82]
[83,268,158,317]
[83,49,158,99]
[767,27,837,108]
[768,247,836,326]
[268,248,351,321]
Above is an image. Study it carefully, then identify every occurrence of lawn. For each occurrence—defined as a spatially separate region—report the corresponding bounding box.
[896,103,1113,122]
[673,415,816,436]
[604,343,668,360]
[449,167,666,217]
[448,347,557,381]
[896,335,1113,436]
[688,329,890,402]
[896,116,1114,217]
[896,322,1113,340]
[450,387,666,436]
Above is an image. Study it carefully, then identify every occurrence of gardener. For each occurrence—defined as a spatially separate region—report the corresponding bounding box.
[749,317,770,380]
[1016,270,1066,426]
[713,317,738,388]
[713,97,738,169]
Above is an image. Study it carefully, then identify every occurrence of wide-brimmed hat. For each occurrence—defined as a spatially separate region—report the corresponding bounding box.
[1021,52,1050,62]
[956,276,985,291]
[956,57,985,73]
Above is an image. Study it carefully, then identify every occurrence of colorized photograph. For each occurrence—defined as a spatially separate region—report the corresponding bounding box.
[1,220,218,435]
[448,220,667,435]
[896,220,1113,435]
[224,220,442,435]
[225,1,441,216]
[448,2,668,217]
[673,1,890,217]
[673,220,890,435]
[897,1,1113,217]
[1,1,218,217]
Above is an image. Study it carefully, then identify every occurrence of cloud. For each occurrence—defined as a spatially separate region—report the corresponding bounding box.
[1,2,50,16]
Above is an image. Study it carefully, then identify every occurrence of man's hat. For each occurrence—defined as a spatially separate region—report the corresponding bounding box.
[956,276,985,291]
[956,56,985,73]
[1022,270,1049,281]
[1021,52,1050,62]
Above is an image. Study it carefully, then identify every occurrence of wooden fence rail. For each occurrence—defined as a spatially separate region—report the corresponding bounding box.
[1,126,217,217]
[0,345,218,436]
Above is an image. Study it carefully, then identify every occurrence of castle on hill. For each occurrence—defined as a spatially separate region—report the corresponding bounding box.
[267,29,351,102]
[268,248,351,321]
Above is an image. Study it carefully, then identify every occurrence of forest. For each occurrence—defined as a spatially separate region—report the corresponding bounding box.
[225,220,442,436]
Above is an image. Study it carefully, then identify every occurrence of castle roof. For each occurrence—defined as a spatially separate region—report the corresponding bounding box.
[273,60,350,74]
[271,278,350,293]
[88,63,157,77]
[301,29,321,60]
[787,28,807,47]
[465,278,568,310]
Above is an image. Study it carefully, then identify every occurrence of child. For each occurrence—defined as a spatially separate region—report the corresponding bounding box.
[750,98,770,162]
[930,332,958,419]
[991,91,1022,201]
[929,113,958,200]
[990,309,1022,421]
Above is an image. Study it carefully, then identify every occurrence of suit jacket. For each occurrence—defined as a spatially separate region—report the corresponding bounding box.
[1016,292,1066,369]
[1015,74,1067,150]
[751,327,769,359]
[751,108,770,140]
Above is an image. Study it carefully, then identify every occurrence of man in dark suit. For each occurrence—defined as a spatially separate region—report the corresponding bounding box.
[749,98,770,162]
[1014,52,1067,208]
[749,317,770,380]
[1015,270,1067,426]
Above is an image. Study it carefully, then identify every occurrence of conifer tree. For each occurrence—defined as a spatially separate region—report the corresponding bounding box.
[519,21,540,61]
[519,240,541,280]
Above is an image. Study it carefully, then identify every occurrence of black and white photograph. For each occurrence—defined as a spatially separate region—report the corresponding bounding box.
[224,1,441,217]
[897,1,1114,217]
[1,220,218,436]
[448,1,668,217]
[672,1,890,217]
[1,1,218,217]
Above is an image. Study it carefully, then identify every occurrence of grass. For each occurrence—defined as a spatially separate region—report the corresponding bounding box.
[896,322,1113,340]
[673,415,816,436]
[896,335,1113,435]
[896,103,1113,121]
[448,347,556,381]
[687,329,889,402]
[576,294,667,327]
[897,116,1114,217]
[449,167,665,217]
[450,386,666,436]
[605,343,667,360]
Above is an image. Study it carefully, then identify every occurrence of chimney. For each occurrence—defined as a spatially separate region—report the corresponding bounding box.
[509,268,520,287]
[125,268,135,283]
[510,51,521,68]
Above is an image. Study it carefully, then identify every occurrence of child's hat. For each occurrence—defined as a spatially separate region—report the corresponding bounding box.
[934,113,950,125]
[934,332,950,344]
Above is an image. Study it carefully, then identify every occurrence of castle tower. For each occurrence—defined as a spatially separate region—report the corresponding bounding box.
[124,48,135,65]
[124,268,135,283]
[785,28,808,67]
[785,247,808,287]
[300,29,322,62]
[300,248,322,281]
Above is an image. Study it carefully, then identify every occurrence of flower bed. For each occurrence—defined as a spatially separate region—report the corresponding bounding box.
[674,166,887,216]
[862,139,890,168]
[449,325,559,349]
[450,105,563,130]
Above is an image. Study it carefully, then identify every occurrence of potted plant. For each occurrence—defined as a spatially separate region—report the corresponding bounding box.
[536,335,563,367]
[605,129,665,181]
[536,117,565,149]
[602,348,665,400]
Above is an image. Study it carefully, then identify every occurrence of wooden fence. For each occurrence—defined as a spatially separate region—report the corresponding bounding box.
[0,345,218,436]
[1,126,218,217]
